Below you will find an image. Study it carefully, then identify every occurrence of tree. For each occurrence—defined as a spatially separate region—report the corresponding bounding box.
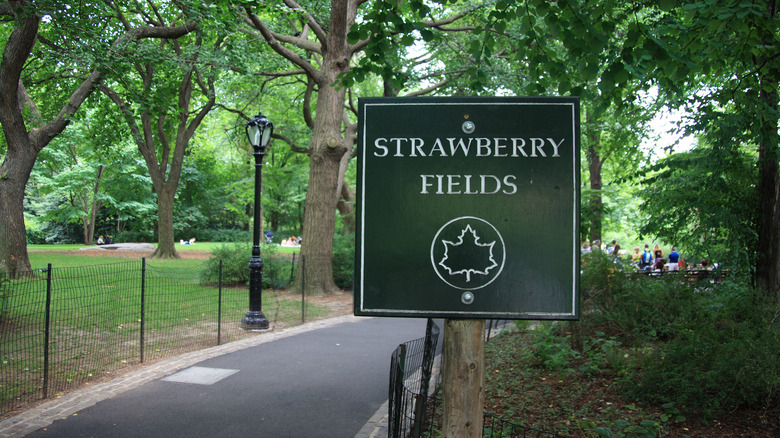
[30,124,107,245]
[638,140,758,271]
[355,0,657,247]
[97,2,217,259]
[0,1,201,275]
[242,0,476,293]
[627,1,779,295]
[0,1,105,275]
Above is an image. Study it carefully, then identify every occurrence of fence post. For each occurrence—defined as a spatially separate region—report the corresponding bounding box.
[290,252,296,286]
[301,255,305,323]
[218,260,223,345]
[42,264,52,399]
[389,343,407,438]
[140,258,146,363]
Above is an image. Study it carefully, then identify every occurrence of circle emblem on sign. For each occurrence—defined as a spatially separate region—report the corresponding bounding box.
[431,216,506,291]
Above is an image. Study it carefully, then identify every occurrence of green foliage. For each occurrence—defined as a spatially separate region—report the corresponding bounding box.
[486,254,777,433]
[594,417,659,438]
[577,251,780,418]
[200,243,294,290]
[526,323,580,371]
[582,251,703,344]
[624,284,780,417]
[0,271,8,322]
[332,232,355,290]
[638,143,758,272]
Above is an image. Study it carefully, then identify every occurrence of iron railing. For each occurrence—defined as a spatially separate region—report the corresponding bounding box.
[388,319,566,438]
[0,256,340,417]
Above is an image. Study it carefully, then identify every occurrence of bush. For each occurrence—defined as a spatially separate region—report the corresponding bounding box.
[261,246,295,289]
[200,243,295,289]
[332,232,354,289]
[624,284,780,417]
[580,251,700,344]
[578,251,779,418]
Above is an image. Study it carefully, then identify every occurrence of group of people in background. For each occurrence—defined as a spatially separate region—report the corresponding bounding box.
[633,243,681,272]
[264,231,301,247]
[280,236,301,247]
[581,239,714,273]
[96,235,112,245]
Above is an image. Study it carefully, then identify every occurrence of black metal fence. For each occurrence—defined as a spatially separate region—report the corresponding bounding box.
[0,257,342,417]
[388,320,566,438]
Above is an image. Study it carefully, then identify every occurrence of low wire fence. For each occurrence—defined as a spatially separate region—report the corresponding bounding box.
[389,320,565,438]
[0,256,347,418]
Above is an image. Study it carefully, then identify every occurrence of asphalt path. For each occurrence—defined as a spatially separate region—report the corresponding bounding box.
[24,317,432,438]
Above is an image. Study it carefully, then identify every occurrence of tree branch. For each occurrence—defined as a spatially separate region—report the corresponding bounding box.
[282,0,328,49]
[241,12,324,84]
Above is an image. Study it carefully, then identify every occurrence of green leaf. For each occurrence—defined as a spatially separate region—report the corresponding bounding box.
[419,29,434,42]
[347,30,361,45]
[613,419,631,428]
[659,0,677,11]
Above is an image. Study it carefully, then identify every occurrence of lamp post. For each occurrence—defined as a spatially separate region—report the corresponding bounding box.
[241,110,273,330]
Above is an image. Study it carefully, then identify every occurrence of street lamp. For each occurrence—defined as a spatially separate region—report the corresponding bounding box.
[241,110,273,330]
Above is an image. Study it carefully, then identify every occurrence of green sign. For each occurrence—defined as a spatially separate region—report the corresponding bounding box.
[354,97,580,319]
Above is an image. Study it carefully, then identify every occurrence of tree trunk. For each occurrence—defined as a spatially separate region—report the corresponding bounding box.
[587,132,604,246]
[336,179,356,233]
[0,10,40,276]
[297,84,349,293]
[755,86,780,296]
[754,0,780,297]
[291,0,354,295]
[83,165,104,245]
[150,185,180,259]
[0,152,35,276]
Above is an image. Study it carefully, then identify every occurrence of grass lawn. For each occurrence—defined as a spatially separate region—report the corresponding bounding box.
[25,242,300,270]
[2,245,346,418]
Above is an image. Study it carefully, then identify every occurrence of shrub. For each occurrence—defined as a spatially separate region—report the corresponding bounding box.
[332,232,354,289]
[260,245,295,289]
[623,282,779,417]
[26,226,47,244]
[200,243,294,289]
[580,251,699,344]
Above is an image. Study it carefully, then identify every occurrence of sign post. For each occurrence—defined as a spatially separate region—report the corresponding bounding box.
[441,319,485,437]
[354,97,580,435]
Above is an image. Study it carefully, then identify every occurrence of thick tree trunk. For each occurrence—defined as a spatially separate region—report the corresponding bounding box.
[755,88,780,296]
[0,154,35,276]
[297,84,349,294]
[0,9,40,277]
[290,0,354,295]
[149,183,180,259]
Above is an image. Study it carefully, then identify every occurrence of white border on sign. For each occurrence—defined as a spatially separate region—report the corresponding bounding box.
[358,100,579,318]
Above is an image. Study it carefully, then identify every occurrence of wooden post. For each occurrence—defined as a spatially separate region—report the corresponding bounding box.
[442,318,485,438]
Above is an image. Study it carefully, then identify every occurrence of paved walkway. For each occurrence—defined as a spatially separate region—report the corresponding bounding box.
[0,316,427,438]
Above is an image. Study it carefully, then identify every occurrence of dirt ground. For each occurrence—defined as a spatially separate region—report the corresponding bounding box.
[40,248,213,260]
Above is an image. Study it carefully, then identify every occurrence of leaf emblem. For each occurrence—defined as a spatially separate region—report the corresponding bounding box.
[438,224,498,282]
